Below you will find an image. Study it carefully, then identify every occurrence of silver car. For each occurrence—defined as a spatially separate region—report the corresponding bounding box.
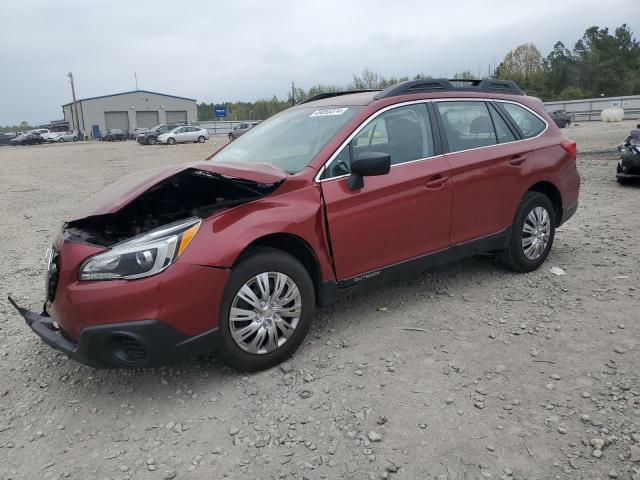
[157,126,210,145]
[228,121,259,141]
[46,131,78,143]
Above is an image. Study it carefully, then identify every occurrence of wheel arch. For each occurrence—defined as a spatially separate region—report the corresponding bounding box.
[237,233,323,305]
[527,181,563,226]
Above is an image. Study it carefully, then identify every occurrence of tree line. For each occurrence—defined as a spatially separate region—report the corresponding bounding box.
[198,23,639,121]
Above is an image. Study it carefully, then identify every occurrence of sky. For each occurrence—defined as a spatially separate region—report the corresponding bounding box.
[0,0,639,125]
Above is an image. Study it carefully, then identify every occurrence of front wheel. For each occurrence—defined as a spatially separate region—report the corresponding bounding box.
[147,137,157,145]
[218,248,315,371]
[167,137,175,145]
[497,191,556,273]
[198,136,205,143]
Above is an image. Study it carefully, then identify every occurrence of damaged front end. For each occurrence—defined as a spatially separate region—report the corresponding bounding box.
[64,164,284,248]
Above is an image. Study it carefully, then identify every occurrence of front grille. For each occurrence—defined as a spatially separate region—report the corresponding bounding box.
[45,248,60,302]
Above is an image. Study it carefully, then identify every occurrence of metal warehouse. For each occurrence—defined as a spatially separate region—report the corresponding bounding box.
[62,90,197,139]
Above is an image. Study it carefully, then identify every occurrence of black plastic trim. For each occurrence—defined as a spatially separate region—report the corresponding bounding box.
[8,296,219,369]
[374,79,524,101]
[334,227,512,289]
[560,201,579,226]
[298,90,382,105]
[426,102,444,156]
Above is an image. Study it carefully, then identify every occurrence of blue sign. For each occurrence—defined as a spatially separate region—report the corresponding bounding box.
[215,105,227,118]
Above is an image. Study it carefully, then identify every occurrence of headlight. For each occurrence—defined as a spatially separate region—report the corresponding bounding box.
[79,218,201,280]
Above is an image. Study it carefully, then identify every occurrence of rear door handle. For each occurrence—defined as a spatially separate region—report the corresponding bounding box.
[425,175,449,189]
[509,155,527,166]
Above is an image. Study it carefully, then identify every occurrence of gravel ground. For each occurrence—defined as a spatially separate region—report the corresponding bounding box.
[1,121,639,480]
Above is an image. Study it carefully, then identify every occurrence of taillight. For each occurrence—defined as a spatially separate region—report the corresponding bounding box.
[561,139,577,158]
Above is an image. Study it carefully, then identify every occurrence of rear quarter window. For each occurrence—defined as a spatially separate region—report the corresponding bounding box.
[500,103,546,139]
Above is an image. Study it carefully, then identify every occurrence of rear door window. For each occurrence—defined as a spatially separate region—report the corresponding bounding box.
[488,103,517,143]
[499,103,546,138]
[436,101,497,153]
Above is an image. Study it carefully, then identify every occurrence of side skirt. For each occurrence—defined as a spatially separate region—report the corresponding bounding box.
[318,227,511,306]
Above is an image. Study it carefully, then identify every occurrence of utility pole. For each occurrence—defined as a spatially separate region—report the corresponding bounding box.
[67,72,80,135]
[291,81,295,105]
[134,72,139,90]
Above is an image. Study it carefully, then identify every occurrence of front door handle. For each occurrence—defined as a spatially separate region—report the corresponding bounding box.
[509,155,527,166]
[425,175,449,189]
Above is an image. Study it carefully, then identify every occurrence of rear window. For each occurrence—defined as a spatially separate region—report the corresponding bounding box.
[500,103,546,138]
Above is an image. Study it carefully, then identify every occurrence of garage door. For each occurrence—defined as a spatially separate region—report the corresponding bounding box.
[136,111,159,129]
[105,111,129,131]
[166,110,187,124]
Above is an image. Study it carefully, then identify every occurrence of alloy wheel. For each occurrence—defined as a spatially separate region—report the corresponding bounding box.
[229,272,302,354]
[521,206,551,260]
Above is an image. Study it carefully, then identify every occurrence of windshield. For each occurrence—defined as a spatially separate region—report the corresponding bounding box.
[213,106,362,174]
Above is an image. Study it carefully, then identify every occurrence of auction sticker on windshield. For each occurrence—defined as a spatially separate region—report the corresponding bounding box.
[309,108,349,117]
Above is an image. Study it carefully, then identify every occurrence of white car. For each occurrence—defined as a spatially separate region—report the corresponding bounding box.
[41,132,60,142]
[44,131,78,143]
[157,126,209,145]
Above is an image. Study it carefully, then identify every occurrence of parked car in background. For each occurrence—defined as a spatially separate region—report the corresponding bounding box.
[616,125,640,183]
[41,132,59,142]
[549,110,572,128]
[10,132,44,145]
[11,78,580,371]
[103,129,127,141]
[130,127,149,139]
[59,131,78,142]
[157,125,209,144]
[0,132,17,145]
[136,123,185,145]
[45,131,78,143]
[228,121,259,140]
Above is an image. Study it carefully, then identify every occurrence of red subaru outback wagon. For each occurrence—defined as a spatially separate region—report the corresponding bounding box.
[11,79,579,371]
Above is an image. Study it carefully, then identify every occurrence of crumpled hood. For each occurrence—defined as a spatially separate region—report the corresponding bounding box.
[68,160,286,221]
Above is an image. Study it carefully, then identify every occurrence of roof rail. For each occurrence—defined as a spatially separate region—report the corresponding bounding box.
[373,78,524,100]
[298,89,381,105]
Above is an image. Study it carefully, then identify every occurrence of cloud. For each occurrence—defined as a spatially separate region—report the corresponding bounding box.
[0,0,637,124]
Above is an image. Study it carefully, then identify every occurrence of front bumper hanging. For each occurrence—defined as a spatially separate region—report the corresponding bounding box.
[8,296,220,369]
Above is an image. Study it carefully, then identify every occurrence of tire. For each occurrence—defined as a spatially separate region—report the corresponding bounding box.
[228,134,233,141]
[497,191,556,273]
[167,137,175,145]
[73,137,77,142]
[218,248,315,371]
[198,136,205,143]
[147,137,157,145]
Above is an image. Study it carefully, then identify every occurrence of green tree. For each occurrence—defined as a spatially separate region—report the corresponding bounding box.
[495,43,547,94]
[558,85,584,100]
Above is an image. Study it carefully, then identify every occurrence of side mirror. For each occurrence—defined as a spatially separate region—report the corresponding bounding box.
[347,152,391,190]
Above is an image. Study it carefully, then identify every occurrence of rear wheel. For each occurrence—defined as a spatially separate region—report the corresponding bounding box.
[497,191,555,272]
[218,248,315,371]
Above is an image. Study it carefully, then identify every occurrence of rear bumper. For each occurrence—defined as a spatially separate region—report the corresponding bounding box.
[617,171,640,180]
[9,296,219,369]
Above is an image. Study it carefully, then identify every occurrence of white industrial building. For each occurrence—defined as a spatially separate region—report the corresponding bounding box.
[62,90,198,139]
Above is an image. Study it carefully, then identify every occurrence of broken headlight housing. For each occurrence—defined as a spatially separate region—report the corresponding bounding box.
[79,218,201,280]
